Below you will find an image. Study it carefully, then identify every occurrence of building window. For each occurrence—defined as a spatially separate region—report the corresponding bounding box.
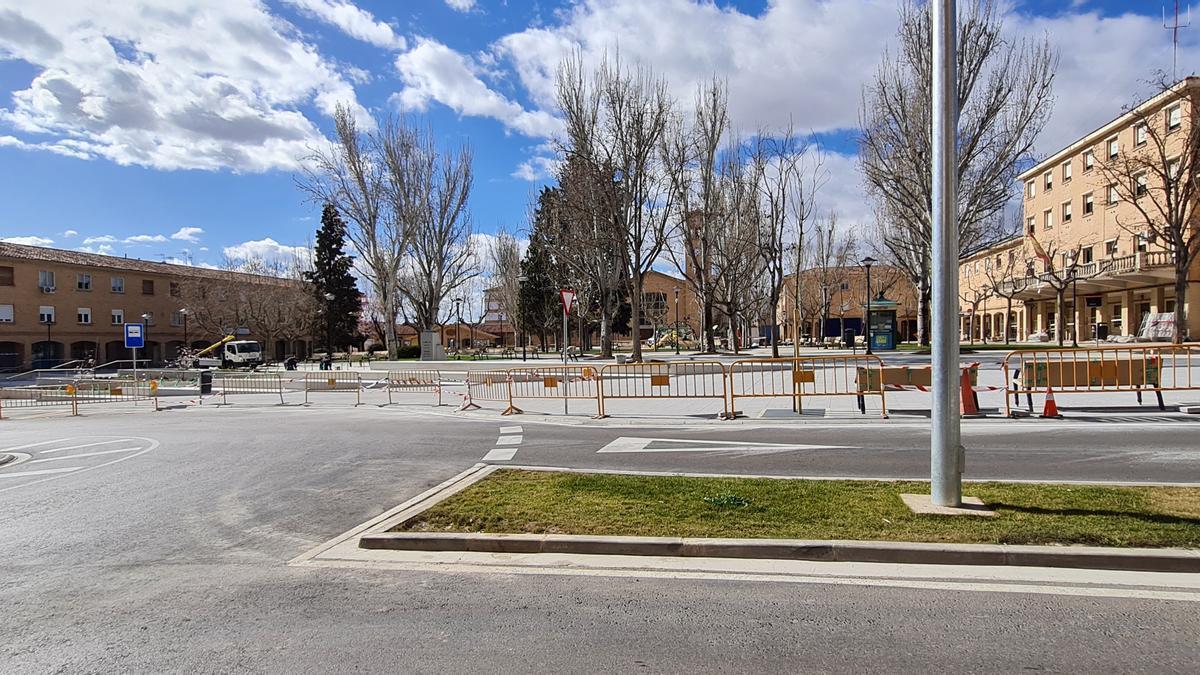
[1061,201,1072,223]
[1136,235,1149,253]
[1106,137,1119,159]
[0,304,12,323]
[77,273,92,291]
[77,307,92,325]
[142,279,154,295]
[169,281,180,297]
[1043,209,1053,230]
[1062,160,1072,183]
[1134,172,1148,197]
[1082,246,1094,264]
[1107,184,1120,205]
[1135,123,1148,146]
[0,266,14,286]
[38,270,55,291]
[39,306,55,323]
[1083,192,1094,216]
[1167,104,1182,130]
[1025,180,1035,198]
[1105,239,1118,256]
[111,276,125,293]
[1043,171,1053,191]
[1161,156,1180,178]
[171,310,185,327]
[1083,149,1095,171]
[111,309,124,325]
[1026,216,1035,235]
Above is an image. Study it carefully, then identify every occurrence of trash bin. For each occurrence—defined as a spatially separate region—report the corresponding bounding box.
[1095,323,1109,341]
[200,370,213,395]
[842,329,856,349]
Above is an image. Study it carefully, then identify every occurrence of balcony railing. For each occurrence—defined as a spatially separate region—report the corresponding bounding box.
[991,250,1174,296]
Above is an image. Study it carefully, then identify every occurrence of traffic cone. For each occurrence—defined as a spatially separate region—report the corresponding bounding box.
[960,368,983,417]
[1039,387,1062,418]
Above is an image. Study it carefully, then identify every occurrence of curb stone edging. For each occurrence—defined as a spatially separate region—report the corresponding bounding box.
[359,531,1200,573]
[356,465,1200,574]
[0,453,14,468]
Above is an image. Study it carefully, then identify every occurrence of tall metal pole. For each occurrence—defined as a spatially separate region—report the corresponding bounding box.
[931,0,962,506]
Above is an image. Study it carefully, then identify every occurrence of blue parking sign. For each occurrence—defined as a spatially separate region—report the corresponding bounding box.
[124,323,145,349]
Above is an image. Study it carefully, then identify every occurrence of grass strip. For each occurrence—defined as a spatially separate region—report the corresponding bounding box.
[396,470,1200,549]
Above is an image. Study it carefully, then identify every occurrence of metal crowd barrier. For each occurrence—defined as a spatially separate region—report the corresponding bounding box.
[386,369,444,406]
[598,361,729,419]
[729,355,888,418]
[506,365,603,416]
[215,373,285,405]
[304,371,362,405]
[1002,344,1200,416]
[463,370,517,414]
[0,378,159,419]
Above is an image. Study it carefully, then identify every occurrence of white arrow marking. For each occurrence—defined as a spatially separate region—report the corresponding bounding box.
[0,439,71,453]
[596,437,853,454]
[39,439,130,454]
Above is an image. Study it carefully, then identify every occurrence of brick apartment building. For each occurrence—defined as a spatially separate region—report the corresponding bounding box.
[0,242,313,370]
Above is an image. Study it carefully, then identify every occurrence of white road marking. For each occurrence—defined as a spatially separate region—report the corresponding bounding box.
[483,448,518,461]
[38,439,130,454]
[0,437,160,494]
[494,435,522,446]
[499,426,523,434]
[0,467,83,479]
[0,439,71,453]
[597,436,853,454]
[29,447,143,463]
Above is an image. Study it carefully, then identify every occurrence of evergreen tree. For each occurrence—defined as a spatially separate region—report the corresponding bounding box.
[306,203,361,351]
[519,234,559,349]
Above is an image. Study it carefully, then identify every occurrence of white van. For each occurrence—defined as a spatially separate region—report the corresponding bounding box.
[194,340,263,369]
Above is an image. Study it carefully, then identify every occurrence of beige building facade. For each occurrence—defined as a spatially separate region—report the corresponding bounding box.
[962,77,1200,342]
[0,242,312,370]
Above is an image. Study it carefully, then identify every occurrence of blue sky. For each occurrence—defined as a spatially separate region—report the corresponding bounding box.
[0,0,1195,269]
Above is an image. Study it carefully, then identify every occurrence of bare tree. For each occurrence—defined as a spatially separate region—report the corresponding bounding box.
[750,124,825,357]
[396,134,477,330]
[983,246,1032,345]
[807,212,858,341]
[663,77,728,354]
[711,141,765,353]
[298,104,404,358]
[487,229,524,346]
[1095,77,1200,343]
[1023,236,1100,346]
[859,0,1056,345]
[556,52,676,361]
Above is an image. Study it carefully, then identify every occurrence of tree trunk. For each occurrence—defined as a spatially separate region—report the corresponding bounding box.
[1005,297,1013,345]
[1055,288,1067,347]
[1175,270,1188,344]
[702,299,716,353]
[383,294,400,359]
[769,290,781,358]
[629,277,644,362]
[599,303,613,358]
[917,275,931,347]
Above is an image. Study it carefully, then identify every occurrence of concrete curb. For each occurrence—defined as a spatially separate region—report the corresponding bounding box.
[0,453,14,467]
[359,531,1200,573]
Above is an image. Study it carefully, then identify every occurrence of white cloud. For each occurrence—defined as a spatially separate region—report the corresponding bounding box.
[0,1,369,171]
[512,155,560,182]
[444,0,476,12]
[124,234,168,244]
[1,235,54,246]
[61,229,78,237]
[393,37,563,138]
[281,0,405,49]
[76,243,115,255]
[170,226,204,243]
[82,234,117,245]
[223,237,309,264]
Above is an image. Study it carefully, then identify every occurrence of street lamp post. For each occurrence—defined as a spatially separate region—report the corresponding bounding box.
[453,297,463,355]
[180,308,190,352]
[137,312,151,379]
[41,317,55,367]
[518,274,528,361]
[323,292,335,364]
[861,256,876,355]
[673,287,681,356]
[1065,251,1079,348]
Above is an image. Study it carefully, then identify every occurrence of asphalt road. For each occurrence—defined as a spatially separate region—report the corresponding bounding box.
[1,404,1198,673]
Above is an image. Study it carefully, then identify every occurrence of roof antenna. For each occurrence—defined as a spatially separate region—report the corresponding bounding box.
[1165,2,1192,82]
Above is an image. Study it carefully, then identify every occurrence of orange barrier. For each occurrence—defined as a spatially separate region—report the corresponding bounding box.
[1002,345,1200,417]
[215,373,285,405]
[304,371,362,405]
[0,378,159,419]
[728,355,888,418]
[464,370,518,414]
[386,370,444,406]
[506,366,602,416]
[598,361,729,419]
